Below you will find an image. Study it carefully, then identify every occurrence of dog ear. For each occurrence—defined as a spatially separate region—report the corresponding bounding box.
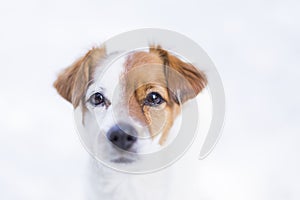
[53,47,106,108]
[167,53,207,103]
[150,46,207,104]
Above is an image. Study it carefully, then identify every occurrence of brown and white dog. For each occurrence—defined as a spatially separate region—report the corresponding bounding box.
[54,45,207,200]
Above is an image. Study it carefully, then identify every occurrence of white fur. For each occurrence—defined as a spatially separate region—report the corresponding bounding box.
[87,159,172,200]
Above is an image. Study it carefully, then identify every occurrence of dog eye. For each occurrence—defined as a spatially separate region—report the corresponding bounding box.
[144,92,165,106]
[89,92,105,106]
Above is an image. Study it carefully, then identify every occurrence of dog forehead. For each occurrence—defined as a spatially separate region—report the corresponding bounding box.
[124,51,163,71]
[91,51,164,97]
[92,54,126,98]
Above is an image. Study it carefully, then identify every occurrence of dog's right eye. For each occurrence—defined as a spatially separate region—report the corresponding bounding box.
[89,92,105,106]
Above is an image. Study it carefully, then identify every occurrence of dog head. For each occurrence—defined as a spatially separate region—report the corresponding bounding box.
[54,45,207,164]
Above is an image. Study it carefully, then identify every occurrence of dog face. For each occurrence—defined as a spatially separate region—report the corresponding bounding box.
[54,46,207,164]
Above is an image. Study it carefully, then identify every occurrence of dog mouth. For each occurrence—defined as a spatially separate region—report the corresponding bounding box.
[111,157,136,164]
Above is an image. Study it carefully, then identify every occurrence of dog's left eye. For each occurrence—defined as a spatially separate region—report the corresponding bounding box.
[144,92,165,107]
[89,92,105,106]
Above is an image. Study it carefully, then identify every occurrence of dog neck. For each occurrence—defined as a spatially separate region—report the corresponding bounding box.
[87,158,172,200]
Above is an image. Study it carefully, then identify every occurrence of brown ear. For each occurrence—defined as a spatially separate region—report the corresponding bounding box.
[150,46,207,104]
[53,47,106,108]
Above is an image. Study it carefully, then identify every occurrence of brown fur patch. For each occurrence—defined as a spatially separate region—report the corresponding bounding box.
[123,47,207,145]
[53,47,106,108]
[123,52,166,128]
[150,45,207,103]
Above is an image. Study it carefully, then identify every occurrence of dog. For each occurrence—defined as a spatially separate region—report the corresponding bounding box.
[54,45,207,200]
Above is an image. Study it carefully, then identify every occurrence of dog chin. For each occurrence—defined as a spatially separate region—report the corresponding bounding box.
[109,149,139,164]
[110,157,136,164]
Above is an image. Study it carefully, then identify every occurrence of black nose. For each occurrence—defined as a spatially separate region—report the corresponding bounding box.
[107,123,137,151]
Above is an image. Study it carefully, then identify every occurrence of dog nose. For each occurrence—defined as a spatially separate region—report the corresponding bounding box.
[107,124,137,151]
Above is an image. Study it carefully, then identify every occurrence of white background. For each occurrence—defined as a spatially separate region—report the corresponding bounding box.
[0,0,299,199]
